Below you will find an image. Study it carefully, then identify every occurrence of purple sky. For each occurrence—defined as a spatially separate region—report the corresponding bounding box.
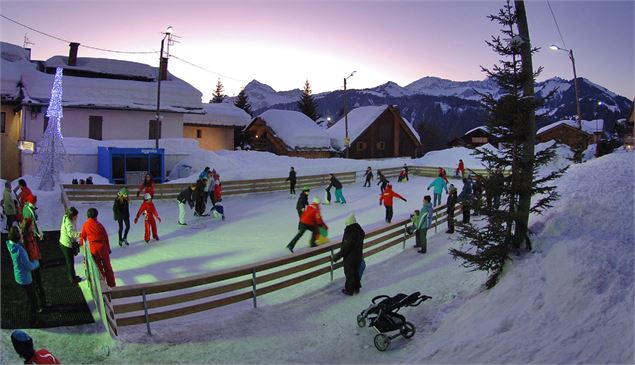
[1,1,633,101]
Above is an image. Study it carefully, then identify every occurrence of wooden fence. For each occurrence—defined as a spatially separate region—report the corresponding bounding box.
[103,202,462,336]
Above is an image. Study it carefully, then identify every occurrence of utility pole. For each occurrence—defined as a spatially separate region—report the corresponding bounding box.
[514,0,535,251]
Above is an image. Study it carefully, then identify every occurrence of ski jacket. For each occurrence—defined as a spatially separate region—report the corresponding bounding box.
[6,239,39,285]
[457,161,465,172]
[59,214,80,249]
[177,187,195,207]
[377,173,388,185]
[26,349,61,364]
[446,188,458,211]
[135,201,160,223]
[22,203,43,240]
[428,177,448,195]
[379,186,406,207]
[333,222,365,265]
[2,187,16,215]
[113,196,130,220]
[299,203,325,227]
[364,170,373,180]
[80,218,111,255]
[137,182,155,198]
[23,230,41,261]
[18,186,33,210]
[213,181,222,201]
[458,181,472,202]
[199,168,211,181]
[296,192,309,214]
[328,176,343,190]
[417,202,434,230]
[286,170,297,183]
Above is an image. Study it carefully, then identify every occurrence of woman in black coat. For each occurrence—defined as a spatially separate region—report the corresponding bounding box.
[194,178,208,216]
[286,167,297,195]
[333,214,365,295]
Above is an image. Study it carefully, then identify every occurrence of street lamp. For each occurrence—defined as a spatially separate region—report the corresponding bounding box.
[343,71,356,158]
[155,26,174,149]
[550,44,582,128]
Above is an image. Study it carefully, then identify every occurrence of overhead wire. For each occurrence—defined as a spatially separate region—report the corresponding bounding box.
[546,0,567,48]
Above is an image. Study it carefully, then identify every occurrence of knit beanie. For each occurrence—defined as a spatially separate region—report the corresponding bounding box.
[11,330,34,360]
[312,196,321,204]
[118,187,128,197]
[345,214,356,226]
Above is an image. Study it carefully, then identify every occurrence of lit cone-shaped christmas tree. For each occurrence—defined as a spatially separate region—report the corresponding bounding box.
[37,67,67,191]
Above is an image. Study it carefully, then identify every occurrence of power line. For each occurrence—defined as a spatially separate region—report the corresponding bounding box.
[0,14,156,54]
[170,53,247,84]
[546,0,567,48]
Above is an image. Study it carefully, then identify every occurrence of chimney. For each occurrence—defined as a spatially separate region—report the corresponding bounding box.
[24,48,31,61]
[159,57,169,81]
[68,42,80,66]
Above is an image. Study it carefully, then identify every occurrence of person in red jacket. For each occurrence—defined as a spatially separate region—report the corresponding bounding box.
[135,193,161,243]
[455,159,465,178]
[286,197,327,252]
[79,208,116,287]
[438,167,449,183]
[11,330,61,364]
[13,179,32,221]
[136,173,155,198]
[379,184,407,223]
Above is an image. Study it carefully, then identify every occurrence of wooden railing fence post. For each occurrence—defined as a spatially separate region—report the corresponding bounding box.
[329,248,334,281]
[141,290,152,336]
[252,268,258,308]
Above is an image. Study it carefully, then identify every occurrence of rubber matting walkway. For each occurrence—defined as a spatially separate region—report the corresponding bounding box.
[1,231,94,329]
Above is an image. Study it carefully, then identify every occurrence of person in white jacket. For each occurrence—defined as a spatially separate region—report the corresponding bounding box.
[59,207,81,283]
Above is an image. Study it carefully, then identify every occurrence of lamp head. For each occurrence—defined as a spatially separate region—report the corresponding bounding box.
[165,26,174,35]
[549,45,560,51]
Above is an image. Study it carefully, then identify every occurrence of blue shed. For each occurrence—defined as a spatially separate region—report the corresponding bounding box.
[98,147,165,184]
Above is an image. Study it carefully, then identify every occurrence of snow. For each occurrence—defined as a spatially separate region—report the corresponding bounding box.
[1,146,632,364]
[1,41,203,113]
[253,109,332,150]
[537,119,605,135]
[183,103,251,127]
[536,76,571,97]
[45,56,158,80]
[435,101,451,113]
[327,105,420,150]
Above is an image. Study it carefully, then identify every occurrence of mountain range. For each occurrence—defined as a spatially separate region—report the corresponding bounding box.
[230,76,633,152]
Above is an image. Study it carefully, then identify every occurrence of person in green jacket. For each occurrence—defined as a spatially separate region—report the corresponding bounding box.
[2,181,18,231]
[21,195,42,240]
[415,195,434,254]
[427,174,448,207]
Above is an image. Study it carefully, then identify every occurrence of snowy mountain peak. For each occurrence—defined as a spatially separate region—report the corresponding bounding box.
[245,79,277,94]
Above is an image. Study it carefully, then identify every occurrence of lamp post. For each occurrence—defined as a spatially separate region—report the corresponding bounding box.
[595,101,603,157]
[155,26,173,149]
[550,45,582,129]
[343,71,356,158]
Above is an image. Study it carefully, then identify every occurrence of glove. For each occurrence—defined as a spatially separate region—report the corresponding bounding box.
[379,202,382,206]
[402,198,407,202]
[134,218,138,224]
[109,249,112,254]
[157,216,162,223]
[427,187,430,190]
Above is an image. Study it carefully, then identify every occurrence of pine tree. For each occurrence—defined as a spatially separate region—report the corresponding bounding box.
[297,79,320,121]
[234,88,253,116]
[211,78,225,103]
[449,0,567,289]
[37,67,67,191]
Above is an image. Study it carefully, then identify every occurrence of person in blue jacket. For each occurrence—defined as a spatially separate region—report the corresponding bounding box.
[6,226,41,326]
[427,173,448,207]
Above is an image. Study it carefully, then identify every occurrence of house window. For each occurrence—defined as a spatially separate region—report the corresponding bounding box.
[356,141,367,151]
[149,120,161,140]
[89,116,103,140]
[376,141,386,151]
[43,116,49,133]
[196,129,202,138]
[472,137,488,144]
[1,112,5,133]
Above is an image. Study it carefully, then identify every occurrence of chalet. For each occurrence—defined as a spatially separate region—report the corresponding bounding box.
[0,42,203,181]
[536,119,604,149]
[244,109,332,158]
[327,105,421,159]
[448,126,498,148]
[183,103,251,151]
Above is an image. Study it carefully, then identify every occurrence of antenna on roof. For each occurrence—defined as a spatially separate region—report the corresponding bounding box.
[23,34,35,48]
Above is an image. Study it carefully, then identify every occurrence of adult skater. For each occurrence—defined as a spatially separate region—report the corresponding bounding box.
[80,208,116,287]
[177,184,196,225]
[137,173,155,198]
[286,167,297,195]
[377,170,389,193]
[458,178,472,224]
[363,167,373,187]
[286,197,327,253]
[11,330,61,364]
[327,173,346,204]
[13,179,33,214]
[416,195,434,254]
[59,207,81,283]
[21,218,47,311]
[455,159,465,178]
[199,166,211,181]
[295,186,310,228]
[333,214,365,295]
[113,187,130,246]
[21,195,43,240]
[427,173,449,207]
[194,178,208,216]
[208,169,220,207]
[210,180,225,220]
[2,181,18,231]
[134,193,161,243]
[438,167,448,183]
[6,227,41,326]
[379,184,407,223]
[446,184,458,234]
[403,163,410,181]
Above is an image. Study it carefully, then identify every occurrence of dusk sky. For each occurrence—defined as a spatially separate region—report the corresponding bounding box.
[1,1,633,102]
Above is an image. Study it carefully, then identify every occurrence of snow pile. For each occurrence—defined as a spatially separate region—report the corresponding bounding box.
[183,103,252,127]
[414,146,483,170]
[255,109,332,150]
[409,151,634,363]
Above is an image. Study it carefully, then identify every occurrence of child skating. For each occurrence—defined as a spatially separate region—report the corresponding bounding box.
[134,193,161,243]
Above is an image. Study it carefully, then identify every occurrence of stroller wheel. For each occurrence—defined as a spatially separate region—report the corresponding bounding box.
[357,314,366,328]
[374,334,391,351]
[402,321,416,339]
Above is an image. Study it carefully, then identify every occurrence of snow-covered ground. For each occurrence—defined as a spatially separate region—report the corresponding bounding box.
[1,147,633,364]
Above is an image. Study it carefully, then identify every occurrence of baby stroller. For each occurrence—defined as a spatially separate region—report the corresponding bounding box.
[357,291,431,351]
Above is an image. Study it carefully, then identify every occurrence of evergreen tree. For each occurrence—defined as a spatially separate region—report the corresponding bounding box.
[449,0,567,288]
[211,78,225,103]
[297,79,320,121]
[37,67,67,191]
[234,88,253,116]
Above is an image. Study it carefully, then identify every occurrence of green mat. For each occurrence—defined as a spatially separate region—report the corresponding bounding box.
[1,231,94,329]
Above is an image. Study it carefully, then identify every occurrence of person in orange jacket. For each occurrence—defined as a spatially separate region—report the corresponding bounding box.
[286,197,327,252]
[455,159,465,178]
[135,193,161,243]
[379,184,407,223]
[79,208,116,287]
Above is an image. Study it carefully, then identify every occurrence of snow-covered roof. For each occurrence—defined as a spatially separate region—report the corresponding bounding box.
[0,42,203,113]
[183,103,251,127]
[255,109,332,150]
[464,125,490,135]
[537,119,604,136]
[327,105,420,149]
[45,56,157,80]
